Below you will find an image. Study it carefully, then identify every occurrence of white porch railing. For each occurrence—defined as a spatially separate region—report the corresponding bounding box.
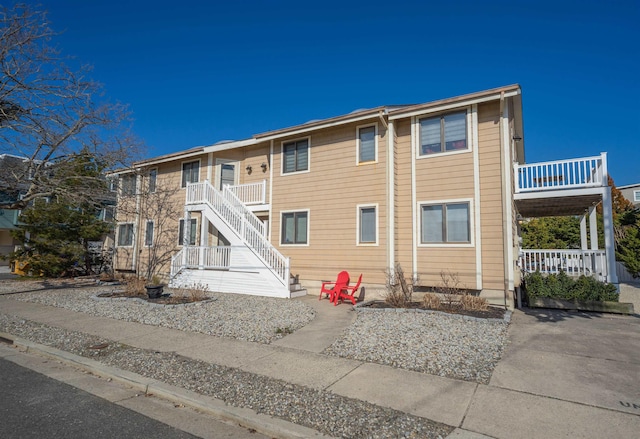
[184,181,289,285]
[519,249,608,279]
[227,180,267,205]
[514,153,607,193]
[170,246,231,278]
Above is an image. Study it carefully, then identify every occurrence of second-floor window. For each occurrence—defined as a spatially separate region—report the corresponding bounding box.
[283,139,309,174]
[182,161,199,188]
[148,168,157,193]
[121,174,136,196]
[358,125,376,163]
[419,111,467,156]
[117,223,134,246]
[144,221,154,247]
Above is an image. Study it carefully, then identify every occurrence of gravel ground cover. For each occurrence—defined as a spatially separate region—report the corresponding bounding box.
[0,314,453,439]
[324,308,510,384]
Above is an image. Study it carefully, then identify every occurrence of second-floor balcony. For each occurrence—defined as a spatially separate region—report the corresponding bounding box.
[514,153,608,218]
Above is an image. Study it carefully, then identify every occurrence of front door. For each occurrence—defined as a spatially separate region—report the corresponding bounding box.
[219,163,236,190]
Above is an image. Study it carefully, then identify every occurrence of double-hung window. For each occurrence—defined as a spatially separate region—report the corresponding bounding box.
[281,211,308,245]
[148,168,157,193]
[117,223,134,246]
[121,174,136,196]
[421,202,470,243]
[178,219,197,245]
[144,221,154,247]
[181,161,199,188]
[282,139,309,174]
[634,190,640,202]
[419,111,467,156]
[358,205,377,244]
[358,125,376,163]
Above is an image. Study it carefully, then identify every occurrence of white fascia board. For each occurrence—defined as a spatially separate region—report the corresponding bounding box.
[203,138,258,153]
[514,186,606,200]
[256,112,383,142]
[389,90,521,121]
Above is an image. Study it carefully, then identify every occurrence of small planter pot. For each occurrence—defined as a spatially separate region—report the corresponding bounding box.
[145,285,164,299]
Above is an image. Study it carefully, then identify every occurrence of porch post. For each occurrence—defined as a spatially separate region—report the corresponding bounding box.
[580,214,588,250]
[589,206,598,250]
[602,187,618,284]
[182,209,190,267]
[200,216,207,269]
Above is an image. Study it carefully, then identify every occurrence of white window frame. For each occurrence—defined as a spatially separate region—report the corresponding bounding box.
[178,218,198,246]
[418,198,474,248]
[279,209,310,246]
[116,223,134,247]
[416,109,471,159]
[181,159,200,188]
[108,176,118,192]
[634,190,640,202]
[356,123,378,164]
[281,137,311,175]
[148,168,157,193]
[356,203,378,246]
[144,220,154,247]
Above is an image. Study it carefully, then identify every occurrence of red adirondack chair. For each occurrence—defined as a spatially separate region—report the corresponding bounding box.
[319,271,350,304]
[335,273,362,306]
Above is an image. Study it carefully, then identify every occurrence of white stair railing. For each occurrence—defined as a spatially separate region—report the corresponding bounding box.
[185,181,289,285]
[227,180,266,205]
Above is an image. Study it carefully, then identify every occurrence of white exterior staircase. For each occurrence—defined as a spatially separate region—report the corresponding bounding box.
[170,180,305,298]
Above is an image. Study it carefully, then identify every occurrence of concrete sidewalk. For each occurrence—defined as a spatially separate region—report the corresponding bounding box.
[1,293,639,438]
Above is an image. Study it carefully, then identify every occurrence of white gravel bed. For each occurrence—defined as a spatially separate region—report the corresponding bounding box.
[324,309,509,384]
[4,282,315,344]
[0,314,454,439]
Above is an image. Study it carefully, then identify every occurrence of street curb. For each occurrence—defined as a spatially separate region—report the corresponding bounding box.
[0,332,332,439]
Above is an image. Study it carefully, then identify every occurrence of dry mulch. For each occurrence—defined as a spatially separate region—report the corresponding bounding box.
[361,300,507,319]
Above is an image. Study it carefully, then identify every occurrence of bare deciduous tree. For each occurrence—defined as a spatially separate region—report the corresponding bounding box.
[0,4,141,209]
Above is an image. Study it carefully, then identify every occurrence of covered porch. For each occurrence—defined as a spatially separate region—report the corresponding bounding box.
[514,153,618,284]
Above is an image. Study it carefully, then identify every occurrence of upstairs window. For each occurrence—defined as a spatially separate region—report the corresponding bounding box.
[358,125,377,163]
[121,174,136,196]
[419,111,467,156]
[182,161,200,188]
[283,139,309,174]
[144,221,154,247]
[148,168,157,193]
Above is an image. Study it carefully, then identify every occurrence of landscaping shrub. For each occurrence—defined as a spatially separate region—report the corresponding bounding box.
[460,294,489,311]
[524,271,618,302]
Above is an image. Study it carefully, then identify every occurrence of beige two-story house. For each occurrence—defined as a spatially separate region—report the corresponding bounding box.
[110,85,618,308]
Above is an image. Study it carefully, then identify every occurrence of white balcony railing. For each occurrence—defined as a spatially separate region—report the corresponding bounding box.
[514,153,607,193]
[227,180,267,205]
[519,249,608,280]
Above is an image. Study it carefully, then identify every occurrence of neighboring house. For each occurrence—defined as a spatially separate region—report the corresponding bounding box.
[110,85,618,308]
[618,183,640,207]
[0,208,19,266]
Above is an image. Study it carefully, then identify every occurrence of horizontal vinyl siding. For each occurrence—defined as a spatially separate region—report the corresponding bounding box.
[271,122,388,284]
[477,101,506,290]
[394,119,413,273]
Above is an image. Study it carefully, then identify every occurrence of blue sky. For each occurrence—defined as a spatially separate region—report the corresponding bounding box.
[36,0,639,185]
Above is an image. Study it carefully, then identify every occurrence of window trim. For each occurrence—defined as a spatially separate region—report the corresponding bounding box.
[356,203,378,246]
[416,109,471,159]
[116,222,134,247]
[634,190,640,202]
[280,137,310,175]
[148,168,157,193]
[418,198,474,248]
[356,123,378,165]
[178,218,198,246]
[144,220,154,247]
[279,209,310,246]
[181,159,201,188]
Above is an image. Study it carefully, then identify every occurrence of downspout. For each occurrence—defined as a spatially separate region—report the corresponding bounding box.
[499,93,509,309]
[382,111,395,281]
[132,172,142,273]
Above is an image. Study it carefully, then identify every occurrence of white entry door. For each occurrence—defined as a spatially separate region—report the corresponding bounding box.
[216,159,238,190]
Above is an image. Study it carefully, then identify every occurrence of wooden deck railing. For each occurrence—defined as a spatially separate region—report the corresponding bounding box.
[519,249,608,280]
[514,153,607,193]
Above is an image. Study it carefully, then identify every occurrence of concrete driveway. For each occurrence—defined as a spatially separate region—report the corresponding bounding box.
[462,308,640,438]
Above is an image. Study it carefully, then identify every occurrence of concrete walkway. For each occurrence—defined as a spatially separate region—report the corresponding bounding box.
[1,293,639,438]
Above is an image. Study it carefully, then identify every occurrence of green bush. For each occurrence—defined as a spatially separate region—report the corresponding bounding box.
[524,271,618,302]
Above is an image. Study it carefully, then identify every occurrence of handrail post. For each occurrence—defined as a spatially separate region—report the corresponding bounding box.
[600,152,608,186]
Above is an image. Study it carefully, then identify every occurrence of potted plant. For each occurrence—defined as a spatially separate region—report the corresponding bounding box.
[145,275,164,299]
